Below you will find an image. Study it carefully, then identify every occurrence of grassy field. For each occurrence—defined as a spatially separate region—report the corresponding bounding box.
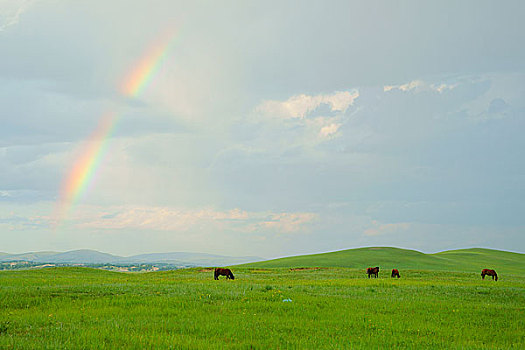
[0,263,524,349]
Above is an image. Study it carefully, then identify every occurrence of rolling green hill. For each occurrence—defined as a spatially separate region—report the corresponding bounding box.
[240,247,525,275]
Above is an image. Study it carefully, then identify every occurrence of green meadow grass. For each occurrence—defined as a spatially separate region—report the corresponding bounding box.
[0,266,524,349]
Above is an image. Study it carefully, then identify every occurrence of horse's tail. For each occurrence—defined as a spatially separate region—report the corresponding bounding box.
[214,268,218,280]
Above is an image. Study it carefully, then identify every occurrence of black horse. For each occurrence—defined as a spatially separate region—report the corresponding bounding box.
[481,269,498,281]
[214,268,235,280]
[366,267,379,278]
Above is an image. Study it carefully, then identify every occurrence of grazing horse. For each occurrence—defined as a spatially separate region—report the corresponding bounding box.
[214,268,235,280]
[481,269,498,281]
[391,269,400,278]
[366,267,379,278]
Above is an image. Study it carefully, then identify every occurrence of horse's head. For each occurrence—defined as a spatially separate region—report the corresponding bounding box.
[229,272,235,280]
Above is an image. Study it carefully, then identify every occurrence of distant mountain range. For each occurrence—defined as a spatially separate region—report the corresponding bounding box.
[0,249,264,267]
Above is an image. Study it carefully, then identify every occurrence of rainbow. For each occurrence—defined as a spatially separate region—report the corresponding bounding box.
[122,31,176,97]
[53,29,178,228]
[53,112,118,227]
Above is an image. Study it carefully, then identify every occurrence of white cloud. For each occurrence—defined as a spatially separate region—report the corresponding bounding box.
[256,90,359,119]
[248,212,318,234]
[384,80,423,92]
[431,83,458,93]
[0,0,36,32]
[73,206,247,231]
[364,220,411,236]
[319,123,341,138]
[0,212,48,230]
[384,80,457,93]
[244,90,359,153]
[68,205,317,234]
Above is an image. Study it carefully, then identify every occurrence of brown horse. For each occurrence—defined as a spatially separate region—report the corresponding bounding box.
[481,269,498,281]
[366,267,379,278]
[214,268,235,280]
[391,269,400,278]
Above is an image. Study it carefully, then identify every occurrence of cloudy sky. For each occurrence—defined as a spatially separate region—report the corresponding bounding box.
[1,0,524,257]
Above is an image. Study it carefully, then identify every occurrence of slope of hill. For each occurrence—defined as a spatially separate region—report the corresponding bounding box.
[49,250,122,264]
[240,247,525,275]
[0,251,58,261]
[432,248,525,273]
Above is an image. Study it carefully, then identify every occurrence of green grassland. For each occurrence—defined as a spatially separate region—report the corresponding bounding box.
[0,248,524,349]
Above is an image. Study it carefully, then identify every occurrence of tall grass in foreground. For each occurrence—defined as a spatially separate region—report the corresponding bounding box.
[0,267,523,349]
